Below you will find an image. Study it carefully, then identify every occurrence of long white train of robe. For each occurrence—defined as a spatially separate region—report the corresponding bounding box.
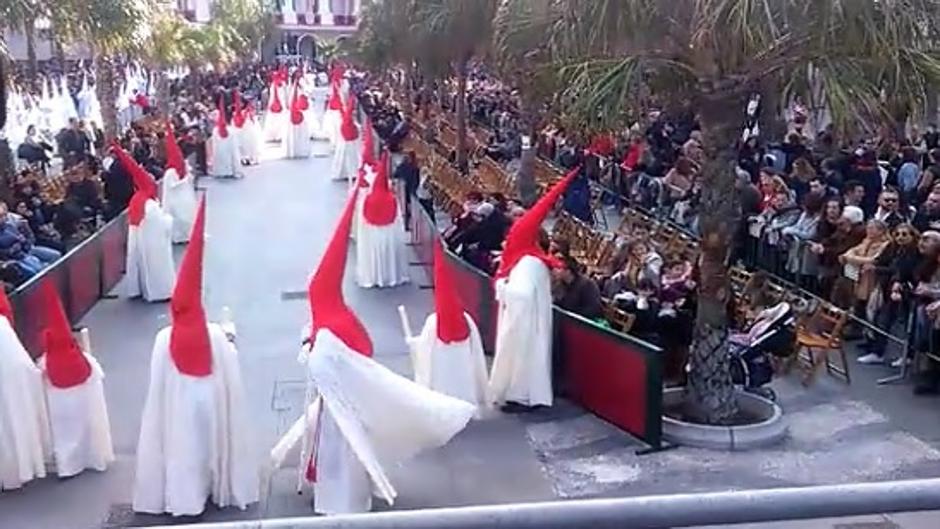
[0,317,51,490]
[161,168,198,244]
[39,353,114,478]
[488,255,554,408]
[133,324,258,516]
[209,132,239,178]
[331,137,361,182]
[285,329,474,514]
[410,313,490,413]
[355,213,410,288]
[124,200,176,302]
[284,121,312,159]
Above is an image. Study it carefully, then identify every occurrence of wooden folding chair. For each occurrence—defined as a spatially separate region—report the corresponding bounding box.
[796,303,850,385]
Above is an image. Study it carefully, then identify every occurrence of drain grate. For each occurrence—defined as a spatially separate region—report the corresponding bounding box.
[280,290,308,301]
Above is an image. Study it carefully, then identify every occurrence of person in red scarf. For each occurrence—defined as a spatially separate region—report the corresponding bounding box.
[489,168,579,412]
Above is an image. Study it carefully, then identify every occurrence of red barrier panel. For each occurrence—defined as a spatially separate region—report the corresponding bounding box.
[66,237,102,322]
[556,309,662,447]
[10,212,129,359]
[443,250,496,353]
[99,213,128,295]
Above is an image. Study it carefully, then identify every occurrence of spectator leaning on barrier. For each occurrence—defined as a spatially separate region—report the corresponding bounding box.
[553,255,603,322]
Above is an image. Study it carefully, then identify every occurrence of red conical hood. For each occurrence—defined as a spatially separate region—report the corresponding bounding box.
[290,84,304,126]
[328,80,343,111]
[433,239,470,343]
[360,117,375,167]
[113,142,158,226]
[307,188,373,356]
[164,120,186,178]
[495,166,580,279]
[363,150,396,226]
[233,90,245,128]
[0,286,14,325]
[329,62,346,84]
[42,282,92,389]
[340,96,358,141]
[269,84,283,113]
[169,198,212,377]
[215,100,229,139]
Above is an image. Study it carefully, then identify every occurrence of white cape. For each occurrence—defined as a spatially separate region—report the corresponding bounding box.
[133,324,258,516]
[410,313,490,413]
[262,110,286,143]
[322,109,341,146]
[39,352,114,478]
[489,255,554,407]
[331,138,361,181]
[209,131,239,178]
[238,121,262,164]
[161,168,198,244]
[276,330,473,514]
[355,214,410,289]
[124,200,176,302]
[0,317,51,490]
[285,120,312,159]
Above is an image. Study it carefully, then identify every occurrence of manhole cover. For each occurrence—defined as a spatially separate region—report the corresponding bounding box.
[103,503,135,528]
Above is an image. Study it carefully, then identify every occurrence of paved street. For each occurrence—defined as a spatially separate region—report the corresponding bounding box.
[1,145,939,529]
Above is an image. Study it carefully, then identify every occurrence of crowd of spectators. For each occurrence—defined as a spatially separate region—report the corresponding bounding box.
[361,64,940,395]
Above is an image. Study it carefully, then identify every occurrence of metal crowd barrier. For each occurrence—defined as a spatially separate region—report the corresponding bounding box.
[150,478,940,529]
[9,211,128,357]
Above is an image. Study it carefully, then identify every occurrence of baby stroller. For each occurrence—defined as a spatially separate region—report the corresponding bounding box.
[729,302,796,401]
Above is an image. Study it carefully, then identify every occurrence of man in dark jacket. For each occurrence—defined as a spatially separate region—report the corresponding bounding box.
[554,255,603,321]
[101,151,134,220]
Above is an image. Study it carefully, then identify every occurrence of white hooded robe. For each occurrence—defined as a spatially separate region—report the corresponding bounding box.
[125,200,177,302]
[331,137,361,182]
[209,129,239,178]
[39,352,114,478]
[0,317,51,490]
[410,313,489,412]
[285,117,312,159]
[488,255,554,407]
[161,168,198,244]
[132,324,258,516]
[355,210,410,289]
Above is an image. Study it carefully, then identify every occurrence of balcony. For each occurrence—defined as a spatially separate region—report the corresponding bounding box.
[274,0,359,29]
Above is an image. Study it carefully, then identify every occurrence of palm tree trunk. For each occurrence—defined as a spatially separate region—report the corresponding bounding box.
[95,55,119,140]
[155,70,170,116]
[24,22,38,80]
[683,85,749,425]
[455,58,468,172]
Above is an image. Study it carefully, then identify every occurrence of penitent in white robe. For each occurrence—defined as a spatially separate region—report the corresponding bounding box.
[321,108,341,147]
[409,313,489,413]
[350,166,376,241]
[355,213,410,289]
[285,120,312,159]
[125,200,177,302]
[274,329,473,515]
[239,121,262,165]
[0,317,51,490]
[331,138,362,182]
[262,110,287,144]
[488,255,554,408]
[209,131,239,178]
[133,324,258,516]
[39,352,114,478]
[161,168,198,244]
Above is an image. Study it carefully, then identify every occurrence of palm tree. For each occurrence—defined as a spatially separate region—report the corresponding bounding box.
[495,0,940,424]
[410,0,498,171]
[53,0,154,140]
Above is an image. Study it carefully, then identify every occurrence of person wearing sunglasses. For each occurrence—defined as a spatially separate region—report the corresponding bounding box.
[873,188,911,229]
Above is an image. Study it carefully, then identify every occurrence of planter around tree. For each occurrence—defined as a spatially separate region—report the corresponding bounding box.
[662,386,787,450]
